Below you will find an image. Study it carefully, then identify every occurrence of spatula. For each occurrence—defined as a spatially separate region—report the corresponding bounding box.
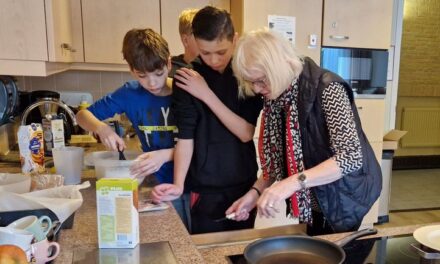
[113,121,126,160]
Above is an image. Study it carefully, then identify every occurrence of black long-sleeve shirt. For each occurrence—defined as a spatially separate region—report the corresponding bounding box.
[172,59,263,193]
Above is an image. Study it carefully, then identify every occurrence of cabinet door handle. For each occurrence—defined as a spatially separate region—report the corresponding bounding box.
[357,106,363,110]
[329,35,349,40]
[61,43,77,52]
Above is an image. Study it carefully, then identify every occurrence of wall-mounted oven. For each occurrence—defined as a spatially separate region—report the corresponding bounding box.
[321,47,389,95]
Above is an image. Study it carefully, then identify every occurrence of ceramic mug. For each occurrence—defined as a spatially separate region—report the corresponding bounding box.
[31,238,60,264]
[8,215,52,241]
[0,226,34,260]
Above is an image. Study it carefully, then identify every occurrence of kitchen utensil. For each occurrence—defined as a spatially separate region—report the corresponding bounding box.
[214,213,236,222]
[244,228,377,264]
[91,151,143,182]
[413,225,440,251]
[0,227,34,253]
[0,76,18,126]
[21,90,78,155]
[118,149,126,161]
[31,238,60,264]
[7,215,52,242]
[139,199,169,212]
[52,146,84,185]
[112,121,126,160]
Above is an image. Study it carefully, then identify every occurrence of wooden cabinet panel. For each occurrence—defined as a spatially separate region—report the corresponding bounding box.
[45,0,75,62]
[161,0,230,56]
[355,99,385,142]
[0,0,48,61]
[231,0,322,64]
[81,0,160,64]
[323,0,393,49]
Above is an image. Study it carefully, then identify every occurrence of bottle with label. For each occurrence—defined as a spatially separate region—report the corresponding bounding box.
[77,101,91,135]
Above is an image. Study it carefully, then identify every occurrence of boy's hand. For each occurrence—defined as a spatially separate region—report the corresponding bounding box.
[130,150,165,179]
[96,124,126,151]
[151,184,182,203]
[174,68,213,102]
[225,189,259,221]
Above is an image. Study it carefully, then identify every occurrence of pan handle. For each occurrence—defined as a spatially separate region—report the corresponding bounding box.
[334,228,377,247]
[410,243,440,259]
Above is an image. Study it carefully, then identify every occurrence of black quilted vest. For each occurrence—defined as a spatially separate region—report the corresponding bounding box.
[297,57,382,232]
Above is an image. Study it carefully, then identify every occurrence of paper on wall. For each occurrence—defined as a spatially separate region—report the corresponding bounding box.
[268,15,296,46]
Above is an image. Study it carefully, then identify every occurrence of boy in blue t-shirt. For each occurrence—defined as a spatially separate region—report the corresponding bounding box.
[76,29,189,228]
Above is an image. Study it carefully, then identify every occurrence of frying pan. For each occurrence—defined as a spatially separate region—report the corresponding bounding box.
[244,228,377,264]
[0,76,18,126]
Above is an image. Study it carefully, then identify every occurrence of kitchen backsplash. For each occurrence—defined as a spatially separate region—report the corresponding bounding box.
[16,70,134,103]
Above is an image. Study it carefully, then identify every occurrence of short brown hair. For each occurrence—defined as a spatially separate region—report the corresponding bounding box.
[179,9,198,35]
[122,28,170,72]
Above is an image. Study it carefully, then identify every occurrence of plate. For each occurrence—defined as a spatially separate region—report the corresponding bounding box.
[413,225,440,251]
[138,199,169,212]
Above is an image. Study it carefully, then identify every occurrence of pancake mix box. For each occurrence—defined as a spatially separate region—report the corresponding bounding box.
[17,123,45,174]
[96,178,139,248]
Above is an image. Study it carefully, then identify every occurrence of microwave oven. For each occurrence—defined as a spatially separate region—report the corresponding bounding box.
[321,47,388,95]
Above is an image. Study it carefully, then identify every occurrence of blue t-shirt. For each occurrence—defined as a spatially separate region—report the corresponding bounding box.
[87,81,177,184]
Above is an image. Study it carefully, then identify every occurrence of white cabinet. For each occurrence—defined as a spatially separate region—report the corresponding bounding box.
[0,0,74,76]
[80,0,160,64]
[355,98,385,228]
[322,0,393,49]
[161,0,230,56]
[355,99,386,143]
[0,0,47,61]
[230,0,322,64]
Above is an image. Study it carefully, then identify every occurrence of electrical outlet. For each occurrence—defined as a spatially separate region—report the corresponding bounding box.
[309,34,318,46]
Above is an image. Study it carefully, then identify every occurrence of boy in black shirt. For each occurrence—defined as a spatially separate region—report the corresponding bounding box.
[152,6,262,234]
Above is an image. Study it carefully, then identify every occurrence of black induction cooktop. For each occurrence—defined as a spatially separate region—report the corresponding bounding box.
[227,235,440,264]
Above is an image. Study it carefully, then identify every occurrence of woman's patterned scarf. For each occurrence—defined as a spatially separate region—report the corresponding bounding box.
[258,79,312,223]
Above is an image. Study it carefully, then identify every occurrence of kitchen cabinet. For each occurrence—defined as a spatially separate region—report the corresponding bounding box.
[322,0,393,49]
[161,0,230,57]
[355,98,385,228]
[80,0,160,64]
[230,0,322,64]
[0,0,47,61]
[0,0,74,76]
[355,99,386,143]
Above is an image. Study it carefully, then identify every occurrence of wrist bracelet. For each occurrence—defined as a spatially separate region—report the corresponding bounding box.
[250,186,261,196]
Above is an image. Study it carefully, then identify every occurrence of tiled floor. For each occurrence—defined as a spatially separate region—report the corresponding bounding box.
[389,169,440,211]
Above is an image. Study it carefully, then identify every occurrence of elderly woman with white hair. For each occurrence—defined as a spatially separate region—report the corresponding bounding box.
[224,29,382,235]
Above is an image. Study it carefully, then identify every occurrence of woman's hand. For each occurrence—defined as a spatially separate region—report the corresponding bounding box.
[257,178,297,218]
[130,150,165,179]
[174,68,213,102]
[151,184,183,203]
[96,124,126,151]
[225,189,259,221]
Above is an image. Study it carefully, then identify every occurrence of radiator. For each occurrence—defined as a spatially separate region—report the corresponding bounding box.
[401,107,440,147]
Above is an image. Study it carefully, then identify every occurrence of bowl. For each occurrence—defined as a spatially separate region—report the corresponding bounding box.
[92,151,144,183]
[0,173,31,194]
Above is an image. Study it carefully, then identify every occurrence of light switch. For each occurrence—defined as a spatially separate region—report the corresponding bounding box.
[309,34,318,46]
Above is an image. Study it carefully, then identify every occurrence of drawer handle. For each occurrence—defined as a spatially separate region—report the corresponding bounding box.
[61,43,77,52]
[357,106,363,110]
[329,35,349,40]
